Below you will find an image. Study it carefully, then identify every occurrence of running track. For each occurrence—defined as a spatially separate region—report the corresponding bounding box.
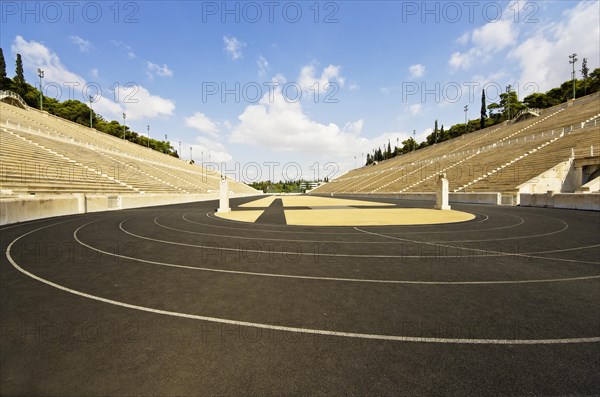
[1,197,599,395]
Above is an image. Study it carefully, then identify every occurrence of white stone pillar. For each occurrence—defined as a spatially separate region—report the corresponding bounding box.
[76,193,86,214]
[218,177,231,213]
[435,173,451,210]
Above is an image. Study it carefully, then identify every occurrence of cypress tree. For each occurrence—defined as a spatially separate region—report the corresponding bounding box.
[581,58,589,95]
[480,89,487,130]
[15,53,25,95]
[0,48,7,90]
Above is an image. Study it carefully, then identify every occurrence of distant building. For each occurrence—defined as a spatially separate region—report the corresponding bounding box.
[301,181,322,192]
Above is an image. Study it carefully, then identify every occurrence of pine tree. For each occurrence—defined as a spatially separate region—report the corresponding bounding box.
[0,48,7,90]
[497,88,524,120]
[14,53,25,95]
[387,140,392,159]
[480,89,487,130]
[440,125,445,141]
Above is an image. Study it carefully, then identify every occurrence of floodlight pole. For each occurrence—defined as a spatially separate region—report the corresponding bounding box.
[147,125,150,148]
[178,141,181,158]
[122,113,126,140]
[464,105,469,133]
[37,68,44,111]
[413,130,416,152]
[569,53,578,100]
[505,85,512,120]
[89,95,93,128]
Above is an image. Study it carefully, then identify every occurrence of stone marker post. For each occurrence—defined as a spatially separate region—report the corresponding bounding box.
[435,173,451,210]
[218,176,231,213]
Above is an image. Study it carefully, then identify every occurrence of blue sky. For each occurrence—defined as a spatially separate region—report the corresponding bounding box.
[2,0,599,181]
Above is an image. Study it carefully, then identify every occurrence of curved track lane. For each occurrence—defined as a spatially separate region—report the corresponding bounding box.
[1,197,599,395]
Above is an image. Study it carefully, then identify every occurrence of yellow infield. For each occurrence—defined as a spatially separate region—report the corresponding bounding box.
[218,196,476,226]
[214,210,264,223]
[239,196,394,208]
[284,208,475,226]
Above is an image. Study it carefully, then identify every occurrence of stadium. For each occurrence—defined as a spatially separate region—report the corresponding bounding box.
[1,1,599,396]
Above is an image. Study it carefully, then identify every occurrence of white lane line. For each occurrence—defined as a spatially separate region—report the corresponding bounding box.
[188,212,364,235]
[123,217,600,264]
[205,209,559,240]
[190,211,493,235]
[73,219,600,284]
[381,212,522,235]
[197,211,516,236]
[433,215,568,243]
[354,227,599,265]
[155,215,417,244]
[156,215,599,255]
[7,220,600,345]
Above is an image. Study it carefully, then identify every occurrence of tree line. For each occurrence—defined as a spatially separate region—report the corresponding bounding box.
[366,60,600,166]
[0,48,179,158]
[249,179,327,193]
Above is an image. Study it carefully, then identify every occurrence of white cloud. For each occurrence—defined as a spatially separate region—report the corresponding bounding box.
[408,64,426,79]
[69,36,92,52]
[228,84,424,176]
[380,86,395,95]
[509,0,600,92]
[449,8,519,71]
[471,19,517,52]
[348,81,360,91]
[449,51,473,70]
[146,61,173,78]
[195,136,231,162]
[223,36,245,60]
[111,40,136,59]
[298,63,345,96]
[409,104,423,116]
[115,85,175,121]
[90,68,99,78]
[185,112,220,137]
[470,71,508,102]
[257,55,269,76]
[12,36,174,121]
[229,87,366,158]
[176,139,232,164]
[457,32,470,46]
[13,35,82,86]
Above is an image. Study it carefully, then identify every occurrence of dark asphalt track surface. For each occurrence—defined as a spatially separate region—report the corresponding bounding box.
[1,196,599,396]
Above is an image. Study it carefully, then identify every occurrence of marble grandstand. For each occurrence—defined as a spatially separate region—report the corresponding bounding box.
[311,92,600,203]
[0,92,260,224]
